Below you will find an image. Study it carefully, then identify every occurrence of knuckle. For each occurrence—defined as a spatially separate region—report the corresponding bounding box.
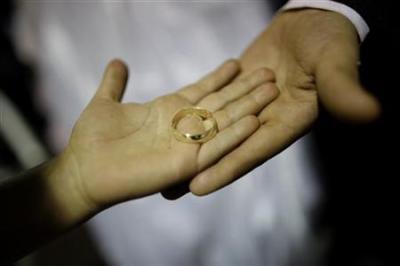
[224,59,240,68]
[245,68,274,85]
[209,92,221,104]
[232,120,246,138]
[266,82,280,95]
[269,85,280,100]
[213,110,228,130]
[249,92,263,107]
[256,67,274,80]
[220,109,233,128]
[200,93,220,111]
[211,139,224,158]
[234,78,250,89]
[196,81,209,93]
[242,115,260,130]
[202,78,220,91]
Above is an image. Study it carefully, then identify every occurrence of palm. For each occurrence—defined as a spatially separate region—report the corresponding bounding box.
[242,10,361,136]
[64,60,278,208]
[69,93,202,205]
[189,9,380,196]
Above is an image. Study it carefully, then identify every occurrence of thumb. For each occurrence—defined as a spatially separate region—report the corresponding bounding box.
[95,59,129,102]
[316,42,381,123]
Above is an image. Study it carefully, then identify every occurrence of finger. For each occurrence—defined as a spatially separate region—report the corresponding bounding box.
[198,68,275,112]
[177,59,240,104]
[213,83,279,130]
[198,115,260,171]
[95,59,129,102]
[316,38,381,123]
[189,121,297,196]
[162,115,260,200]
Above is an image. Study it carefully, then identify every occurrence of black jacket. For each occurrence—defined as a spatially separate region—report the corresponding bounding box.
[273,1,398,265]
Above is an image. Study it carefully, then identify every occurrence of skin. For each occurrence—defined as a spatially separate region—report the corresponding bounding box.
[167,9,380,197]
[0,59,278,262]
[1,7,382,262]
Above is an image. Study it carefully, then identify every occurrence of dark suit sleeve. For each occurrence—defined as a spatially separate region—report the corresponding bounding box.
[331,1,393,32]
[269,1,397,265]
[333,1,374,23]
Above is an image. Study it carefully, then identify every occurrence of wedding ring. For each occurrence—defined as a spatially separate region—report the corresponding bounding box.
[171,107,218,144]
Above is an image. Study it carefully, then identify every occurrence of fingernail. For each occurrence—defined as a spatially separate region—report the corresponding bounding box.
[190,174,209,196]
[224,60,239,71]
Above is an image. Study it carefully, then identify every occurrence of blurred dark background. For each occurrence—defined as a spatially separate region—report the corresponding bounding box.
[1,1,106,265]
[1,0,397,265]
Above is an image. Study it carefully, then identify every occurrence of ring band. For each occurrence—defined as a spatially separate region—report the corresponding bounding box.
[171,107,218,144]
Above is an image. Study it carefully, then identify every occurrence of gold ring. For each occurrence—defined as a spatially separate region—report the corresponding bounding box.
[171,107,218,144]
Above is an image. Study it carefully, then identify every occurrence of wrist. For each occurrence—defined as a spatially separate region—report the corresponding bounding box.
[0,150,98,261]
[275,8,359,44]
[276,8,359,41]
[43,150,98,229]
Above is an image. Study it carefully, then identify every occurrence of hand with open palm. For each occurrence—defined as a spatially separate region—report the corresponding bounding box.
[53,59,278,219]
[187,9,381,196]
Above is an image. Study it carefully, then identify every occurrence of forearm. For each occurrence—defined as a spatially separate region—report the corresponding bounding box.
[0,153,93,262]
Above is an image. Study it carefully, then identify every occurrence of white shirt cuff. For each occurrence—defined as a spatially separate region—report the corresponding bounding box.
[281,0,369,41]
